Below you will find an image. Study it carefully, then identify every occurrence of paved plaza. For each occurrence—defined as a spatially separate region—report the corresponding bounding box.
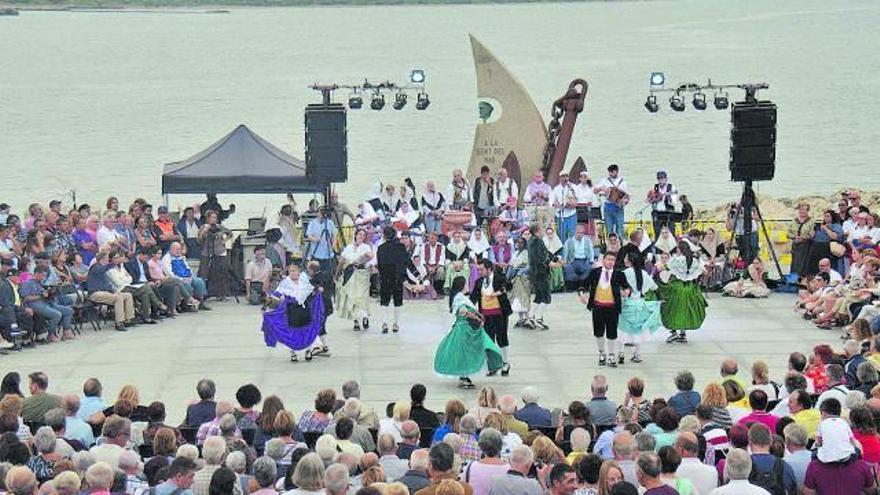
[1,291,831,423]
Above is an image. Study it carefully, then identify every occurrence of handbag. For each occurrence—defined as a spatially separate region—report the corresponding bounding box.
[829,241,846,257]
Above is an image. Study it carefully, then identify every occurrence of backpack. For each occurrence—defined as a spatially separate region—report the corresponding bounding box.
[748,457,786,495]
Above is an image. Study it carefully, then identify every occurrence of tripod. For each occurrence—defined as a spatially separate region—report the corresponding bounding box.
[723,181,783,279]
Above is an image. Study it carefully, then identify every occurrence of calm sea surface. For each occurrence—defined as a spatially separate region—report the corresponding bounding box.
[2,0,879,222]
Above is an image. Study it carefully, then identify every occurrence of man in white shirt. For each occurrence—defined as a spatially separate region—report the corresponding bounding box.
[594,164,628,240]
[648,171,679,238]
[494,167,519,206]
[551,172,577,242]
[709,448,771,495]
[675,432,717,495]
[818,258,843,285]
[96,212,123,250]
[420,181,446,235]
[89,416,138,469]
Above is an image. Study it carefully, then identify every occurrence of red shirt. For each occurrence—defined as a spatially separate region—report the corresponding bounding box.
[805,364,829,393]
[854,430,880,463]
[737,411,780,433]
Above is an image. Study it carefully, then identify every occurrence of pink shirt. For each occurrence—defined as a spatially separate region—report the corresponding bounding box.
[736,411,779,433]
[147,258,166,280]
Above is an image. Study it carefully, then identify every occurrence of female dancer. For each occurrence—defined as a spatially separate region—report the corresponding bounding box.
[262,264,325,362]
[434,276,503,389]
[508,237,531,327]
[659,240,707,343]
[619,252,662,363]
[336,228,374,331]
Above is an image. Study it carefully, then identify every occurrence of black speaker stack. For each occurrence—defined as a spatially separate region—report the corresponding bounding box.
[729,100,777,182]
[305,103,348,186]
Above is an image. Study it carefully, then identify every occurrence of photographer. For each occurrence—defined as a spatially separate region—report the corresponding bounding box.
[305,206,337,275]
[725,201,760,264]
[197,210,233,301]
[19,265,75,341]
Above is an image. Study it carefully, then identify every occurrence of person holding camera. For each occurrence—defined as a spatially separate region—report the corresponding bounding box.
[197,210,233,301]
[305,206,337,276]
[20,265,75,342]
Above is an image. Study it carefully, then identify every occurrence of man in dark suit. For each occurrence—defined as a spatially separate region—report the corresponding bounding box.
[376,227,408,334]
[580,252,629,368]
[470,259,512,376]
[0,261,27,349]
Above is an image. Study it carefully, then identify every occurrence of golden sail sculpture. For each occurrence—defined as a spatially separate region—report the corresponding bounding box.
[467,34,548,193]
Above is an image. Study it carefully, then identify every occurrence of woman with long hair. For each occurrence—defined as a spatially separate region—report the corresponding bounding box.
[658,240,707,344]
[618,252,661,363]
[433,276,503,390]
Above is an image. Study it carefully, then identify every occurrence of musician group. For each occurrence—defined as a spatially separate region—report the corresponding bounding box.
[258,163,709,371]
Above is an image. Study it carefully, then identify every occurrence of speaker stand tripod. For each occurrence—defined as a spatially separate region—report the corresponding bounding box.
[723,180,783,280]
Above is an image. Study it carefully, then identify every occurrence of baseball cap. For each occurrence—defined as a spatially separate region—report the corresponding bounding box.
[157,206,169,214]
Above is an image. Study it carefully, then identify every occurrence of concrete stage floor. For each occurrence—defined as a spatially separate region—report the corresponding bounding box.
[2,292,832,423]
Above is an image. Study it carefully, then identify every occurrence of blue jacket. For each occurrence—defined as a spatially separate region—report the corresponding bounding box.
[668,390,701,418]
[85,263,115,293]
[514,403,552,428]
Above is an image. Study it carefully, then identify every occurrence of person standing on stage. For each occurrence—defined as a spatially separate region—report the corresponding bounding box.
[197,210,232,301]
[572,171,599,240]
[647,171,679,238]
[658,240,707,344]
[306,260,333,357]
[470,259,512,377]
[619,253,662,364]
[525,224,552,330]
[336,228,374,331]
[473,166,496,227]
[594,164,629,240]
[551,172,578,242]
[376,227,408,334]
[579,252,629,368]
[447,169,471,211]
[524,172,553,231]
[420,182,446,236]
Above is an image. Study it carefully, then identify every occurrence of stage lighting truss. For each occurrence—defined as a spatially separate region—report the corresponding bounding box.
[309,75,431,111]
[642,77,767,113]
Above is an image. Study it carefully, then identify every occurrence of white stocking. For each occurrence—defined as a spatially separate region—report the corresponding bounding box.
[595,337,606,355]
[633,342,641,357]
[607,338,617,357]
[392,305,401,325]
[500,347,509,363]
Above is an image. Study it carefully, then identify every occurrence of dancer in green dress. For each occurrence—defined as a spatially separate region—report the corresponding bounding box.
[658,240,707,343]
[434,276,503,389]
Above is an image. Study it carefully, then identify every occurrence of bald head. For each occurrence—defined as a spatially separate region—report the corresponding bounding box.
[409,449,429,471]
[612,431,635,461]
[360,452,378,471]
[721,359,738,377]
[675,432,699,458]
[5,466,38,495]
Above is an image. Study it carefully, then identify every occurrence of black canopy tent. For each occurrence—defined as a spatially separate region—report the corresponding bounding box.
[161,124,324,194]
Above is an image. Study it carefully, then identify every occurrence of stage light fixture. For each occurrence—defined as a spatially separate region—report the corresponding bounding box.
[669,93,686,112]
[410,70,426,84]
[392,92,408,110]
[650,72,665,87]
[416,92,431,110]
[348,94,363,109]
[370,92,385,111]
[644,94,660,113]
[692,92,707,110]
[714,92,729,110]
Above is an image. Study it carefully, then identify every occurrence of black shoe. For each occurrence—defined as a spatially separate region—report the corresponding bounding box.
[124,321,134,328]
[677,332,688,343]
[618,353,625,365]
[142,319,158,325]
[354,320,361,331]
[536,319,549,330]
[501,363,511,377]
[487,369,498,377]
[630,354,643,363]
[392,324,399,333]
[305,349,313,361]
[382,324,389,334]
[115,324,128,332]
[523,319,536,329]
[607,360,618,368]
[665,332,678,343]
[362,317,370,329]
[290,352,298,362]
[623,342,635,347]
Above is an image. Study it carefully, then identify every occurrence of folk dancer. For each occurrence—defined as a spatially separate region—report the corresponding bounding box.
[473,165,496,227]
[572,171,599,240]
[376,227,408,334]
[306,260,334,357]
[562,224,595,288]
[646,171,679,238]
[267,264,324,362]
[595,164,629,240]
[434,275,503,389]
[619,253,662,363]
[336,228,374,331]
[551,172,578,242]
[580,252,629,367]
[525,224,552,330]
[197,210,233,300]
[658,240,707,344]
[470,260,512,376]
[447,169,471,211]
[523,172,553,231]
[420,182,446,235]
[508,236,531,327]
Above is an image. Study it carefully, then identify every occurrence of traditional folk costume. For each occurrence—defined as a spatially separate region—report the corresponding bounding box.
[788,215,814,277]
[543,232,565,292]
[583,263,629,367]
[336,241,373,330]
[526,234,552,329]
[447,177,471,211]
[619,267,662,363]
[443,238,470,290]
[423,240,446,293]
[376,231,408,333]
[698,229,726,291]
[470,269,512,376]
[420,188,446,235]
[404,256,437,300]
[508,245,531,326]
[434,292,503,389]
[262,272,325,362]
[467,230,491,289]
[659,250,707,343]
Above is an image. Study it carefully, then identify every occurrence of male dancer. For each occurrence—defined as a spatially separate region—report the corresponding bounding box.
[526,224,551,330]
[647,170,679,237]
[470,259,512,376]
[376,226,408,334]
[580,252,629,367]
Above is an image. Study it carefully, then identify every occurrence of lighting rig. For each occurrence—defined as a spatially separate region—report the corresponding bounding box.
[309,70,430,111]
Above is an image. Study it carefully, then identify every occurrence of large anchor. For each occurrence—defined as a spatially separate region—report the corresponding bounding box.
[541,78,588,187]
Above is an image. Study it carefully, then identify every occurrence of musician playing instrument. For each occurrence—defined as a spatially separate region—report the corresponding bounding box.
[551,172,578,242]
[646,170,680,238]
[594,164,629,240]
